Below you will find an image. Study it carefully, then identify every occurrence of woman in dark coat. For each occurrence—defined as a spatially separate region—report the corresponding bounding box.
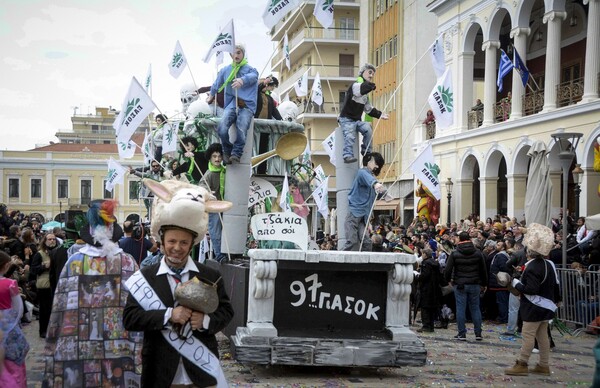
[416,248,442,332]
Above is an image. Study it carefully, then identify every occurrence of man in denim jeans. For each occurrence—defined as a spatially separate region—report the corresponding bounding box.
[208,44,258,164]
[444,231,488,340]
[338,63,388,164]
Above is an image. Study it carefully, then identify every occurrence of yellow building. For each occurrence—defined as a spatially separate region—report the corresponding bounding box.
[0,107,150,223]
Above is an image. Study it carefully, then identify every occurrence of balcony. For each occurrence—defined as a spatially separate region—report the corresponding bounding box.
[295,101,340,115]
[556,77,584,107]
[523,89,544,116]
[273,26,360,64]
[425,122,436,140]
[494,99,512,123]
[280,64,358,95]
[467,110,483,129]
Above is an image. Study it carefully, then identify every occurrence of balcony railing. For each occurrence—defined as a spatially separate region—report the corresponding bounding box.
[289,26,359,51]
[523,89,544,116]
[295,101,340,115]
[557,77,584,107]
[494,98,512,123]
[467,110,483,129]
[425,122,436,139]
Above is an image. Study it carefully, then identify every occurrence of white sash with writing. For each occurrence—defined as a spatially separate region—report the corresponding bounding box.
[125,270,228,387]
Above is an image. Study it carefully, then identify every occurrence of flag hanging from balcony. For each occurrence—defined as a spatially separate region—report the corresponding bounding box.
[203,19,235,63]
[279,172,292,212]
[312,176,330,218]
[513,47,530,88]
[284,33,291,70]
[409,143,441,200]
[144,64,152,93]
[427,68,454,129]
[105,158,127,192]
[497,49,513,92]
[429,37,445,78]
[113,77,157,143]
[311,72,323,106]
[263,0,301,29]
[294,69,309,97]
[314,0,334,29]
[168,40,188,79]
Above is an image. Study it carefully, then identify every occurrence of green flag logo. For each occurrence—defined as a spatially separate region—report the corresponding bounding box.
[424,162,440,179]
[437,85,453,113]
[171,52,183,67]
[322,0,333,10]
[119,141,127,151]
[165,128,174,144]
[107,168,116,181]
[120,98,141,126]
[214,33,232,48]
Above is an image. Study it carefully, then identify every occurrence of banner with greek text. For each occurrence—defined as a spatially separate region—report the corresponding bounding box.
[106,157,128,192]
[113,77,157,142]
[263,0,301,29]
[409,143,441,200]
[250,212,308,250]
[322,131,336,167]
[204,19,235,63]
[248,177,278,208]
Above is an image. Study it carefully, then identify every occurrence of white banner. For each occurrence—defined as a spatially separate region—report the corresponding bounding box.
[311,72,323,106]
[250,212,308,250]
[314,0,334,29]
[312,164,327,186]
[248,177,278,208]
[106,157,128,192]
[113,77,157,143]
[144,63,152,93]
[117,138,137,160]
[429,37,445,78]
[409,143,442,200]
[161,122,178,156]
[427,67,453,129]
[262,0,301,29]
[312,176,329,218]
[294,69,309,97]
[279,173,291,213]
[169,40,187,79]
[284,33,291,70]
[216,51,223,67]
[204,19,235,63]
[322,131,336,167]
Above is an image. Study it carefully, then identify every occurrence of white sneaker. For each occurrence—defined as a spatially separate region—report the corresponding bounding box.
[532,348,540,354]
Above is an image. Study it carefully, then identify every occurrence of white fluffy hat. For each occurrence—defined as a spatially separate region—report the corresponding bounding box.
[523,223,555,256]
[143,179,232,245]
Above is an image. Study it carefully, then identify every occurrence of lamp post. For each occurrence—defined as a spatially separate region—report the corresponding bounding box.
[445,178,454,227]
[573,164,583,219]
[550,131,582,268]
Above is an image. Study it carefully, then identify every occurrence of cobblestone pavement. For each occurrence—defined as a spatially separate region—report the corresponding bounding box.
[24,318,596,387]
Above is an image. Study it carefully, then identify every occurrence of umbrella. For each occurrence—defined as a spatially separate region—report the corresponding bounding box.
[42,220,64,231]
[524,141,553,227]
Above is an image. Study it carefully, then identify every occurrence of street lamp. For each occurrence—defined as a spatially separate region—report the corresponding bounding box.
[445,177,454,227]
[550,131,582,268]
[573,163,583,219]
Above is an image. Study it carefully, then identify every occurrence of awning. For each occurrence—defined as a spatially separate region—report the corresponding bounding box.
[374,199,400,210]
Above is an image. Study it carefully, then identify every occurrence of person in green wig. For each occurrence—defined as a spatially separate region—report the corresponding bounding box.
[201,143,227,262]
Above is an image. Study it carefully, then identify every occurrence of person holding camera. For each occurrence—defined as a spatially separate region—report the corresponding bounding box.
[118,220,157,266]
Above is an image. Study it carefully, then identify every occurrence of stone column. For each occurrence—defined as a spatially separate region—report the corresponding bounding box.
[542,11,567,111]
[335,126,359,250]
[482,40,500,126]
[457,179,474,222]
[549,171,562,218]
[479,176,498,220]
[507,174,527,221]
[458,51,475,130]
[509,28,530,119]
[581,0,600,102]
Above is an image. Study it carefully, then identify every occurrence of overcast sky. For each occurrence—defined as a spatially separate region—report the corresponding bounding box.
[0,0,275,150]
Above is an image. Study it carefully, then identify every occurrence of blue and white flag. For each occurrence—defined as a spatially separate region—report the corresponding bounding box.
[279,173,292,212]
[497,49,513,92]
[429,37,445,78]
[283,33,291,70]
[263,0,301,29]
[314,0,334,29]
[204,20,235,63]
[169,40,187,79]
[106,157,128,192]
[513,48,530,88]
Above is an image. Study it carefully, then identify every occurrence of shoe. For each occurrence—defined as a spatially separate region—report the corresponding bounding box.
[434,322,448,329]
[502,331,515,336]
[505,360,528,376]
[530,364,551,376]
[343,156,357,163]
[229,155,240,164]
[532,348,539,354]
[475,334,483,341]
[40,333,46,339]
[454,334,466,341]
[417,327,434,333]
[222,154,230,164]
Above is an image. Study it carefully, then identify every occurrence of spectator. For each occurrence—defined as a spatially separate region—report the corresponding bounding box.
[118,221,157,266]
[423,109,435,125]
[30,233,57,338]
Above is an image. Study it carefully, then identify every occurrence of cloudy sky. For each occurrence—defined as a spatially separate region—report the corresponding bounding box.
[0,0,275,150]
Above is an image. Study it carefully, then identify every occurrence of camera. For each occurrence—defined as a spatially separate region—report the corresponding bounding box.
[132,222,151,240]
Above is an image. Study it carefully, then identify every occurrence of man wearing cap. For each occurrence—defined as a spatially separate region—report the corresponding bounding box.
[255,75,282,120]
[208,44,258,165]
[338,63,389,164]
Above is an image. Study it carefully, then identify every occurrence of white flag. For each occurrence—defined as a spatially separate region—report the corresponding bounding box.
[144,63,152,93]
[263,0,301,29]
[283,33,291,70]
[216,51,223,67]
[113,77,157,143]
[282,92,290,103]
[204,20,235,63]
[141,130,153,165]
[312,164,326,186]
[322,131,336,167]
[314,0,334,29]
[312,176,329,218]
[300,142,311,165]
[169,40,187,79]
[429,37,445,78]
[311,72,323,106]
[161,122,178,156]
[279,173,292,212]
[117,138,137,160]
[409,143,442,200]
[294,70,309,97]
[106,157,128,192]
[427,68,454,129]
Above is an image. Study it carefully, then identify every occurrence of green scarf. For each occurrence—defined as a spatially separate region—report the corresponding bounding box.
[357,76,373,123]
[208,162,226,199]
[218,58,248,93]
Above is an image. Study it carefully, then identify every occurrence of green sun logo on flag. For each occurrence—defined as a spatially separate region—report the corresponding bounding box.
[437,85,453,112]
[120,98,141,125]
[107,168,116,180]
[323,0,334,10]
[119,142,127,151]
[268,0,280,11]
[165,128,174,144]
[216,33,232,41]
[425,162,440,179]
[171,53,183,66]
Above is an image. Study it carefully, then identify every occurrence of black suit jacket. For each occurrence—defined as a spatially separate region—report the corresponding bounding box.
[123,260,234,387]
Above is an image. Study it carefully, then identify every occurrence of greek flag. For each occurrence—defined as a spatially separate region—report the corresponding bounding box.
[497,49,513,92]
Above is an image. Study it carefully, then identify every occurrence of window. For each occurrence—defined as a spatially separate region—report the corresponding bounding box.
[103,180,113,199]
[58,179,69,199]
[393,36,398,57]
[92,124,99,132]
[31,178,42,198]
[8,178,19,198]
[339,18,355,40]
[129,181,140,201]
[81,180,92,205]
[375,48,380,67]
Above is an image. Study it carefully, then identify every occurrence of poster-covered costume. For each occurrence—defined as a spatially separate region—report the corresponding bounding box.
[42,200,142,387]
